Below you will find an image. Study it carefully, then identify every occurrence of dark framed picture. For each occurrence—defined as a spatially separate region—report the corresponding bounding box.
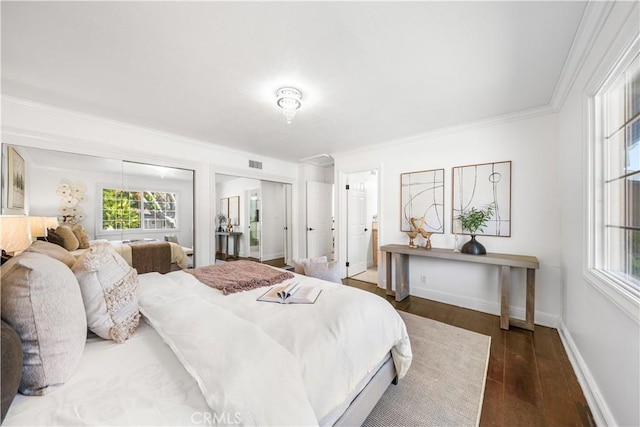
[7,145,25,211]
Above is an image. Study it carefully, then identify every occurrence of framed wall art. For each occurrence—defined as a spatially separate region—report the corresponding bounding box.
[452,160,511,236]
[7,145,25,212]
[400,168,445,233]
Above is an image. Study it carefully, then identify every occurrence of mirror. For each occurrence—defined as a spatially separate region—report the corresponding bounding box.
[215,174,292,267]
[229,196,240,226]
[1,144,195,264]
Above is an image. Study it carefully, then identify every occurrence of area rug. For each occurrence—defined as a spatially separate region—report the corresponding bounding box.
[350,268,379,284]
[363,311,491,427]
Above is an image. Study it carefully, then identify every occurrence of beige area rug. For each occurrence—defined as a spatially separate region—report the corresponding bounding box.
[364,311,491,427]
[350,268,379,284]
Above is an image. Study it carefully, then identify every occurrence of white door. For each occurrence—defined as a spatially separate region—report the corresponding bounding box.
[306,181,333,258]
[283,184,293,265]
[347,177,367,276]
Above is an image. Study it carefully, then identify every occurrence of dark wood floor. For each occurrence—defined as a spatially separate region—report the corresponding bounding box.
[343,278,595,427]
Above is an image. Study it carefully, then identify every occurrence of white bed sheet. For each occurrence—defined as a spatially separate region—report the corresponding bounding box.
[3,321,211,426]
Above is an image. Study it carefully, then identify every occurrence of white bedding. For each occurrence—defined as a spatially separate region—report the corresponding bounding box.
[4,321,212,426]
[140,270,412,424]
[4,269,412,426]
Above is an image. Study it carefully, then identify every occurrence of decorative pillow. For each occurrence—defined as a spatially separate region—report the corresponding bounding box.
[0,252,86,396]
[26,240,76,268]
[72,244,140,343]
[46,228,65,248]
[72,225,90,249]
[291,256,328,275]
[55,225,79,251]
[303,260,342,284]
[164,234,178,243]
[1,320,23,422]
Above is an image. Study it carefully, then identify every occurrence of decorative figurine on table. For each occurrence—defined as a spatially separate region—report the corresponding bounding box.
[405,219,421,249]
[410,216,432,249]
[453,233,460,252]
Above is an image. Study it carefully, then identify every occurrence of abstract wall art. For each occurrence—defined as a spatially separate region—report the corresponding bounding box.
[452,161,511,236]
[400,168,445,233]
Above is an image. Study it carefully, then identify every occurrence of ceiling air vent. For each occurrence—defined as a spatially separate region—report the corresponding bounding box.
[249,160,263,170]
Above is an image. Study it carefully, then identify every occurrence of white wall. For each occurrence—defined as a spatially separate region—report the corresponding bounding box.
[2,96,300,266]
[556,2,639,426]
[335,112,563,327]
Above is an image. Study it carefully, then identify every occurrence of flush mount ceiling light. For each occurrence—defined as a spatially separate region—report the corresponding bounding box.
[276,87,302,124]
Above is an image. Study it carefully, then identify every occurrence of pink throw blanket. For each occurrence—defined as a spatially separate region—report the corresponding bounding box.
[185,261,294,295]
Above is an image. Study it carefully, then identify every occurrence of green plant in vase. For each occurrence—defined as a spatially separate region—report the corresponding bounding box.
[456,203,495,255]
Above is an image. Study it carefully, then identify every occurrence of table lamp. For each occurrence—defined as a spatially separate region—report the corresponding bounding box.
[0,215,32,264]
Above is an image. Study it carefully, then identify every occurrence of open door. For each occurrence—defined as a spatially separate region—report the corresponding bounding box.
[306,181,333,258]
[347,178,367,276]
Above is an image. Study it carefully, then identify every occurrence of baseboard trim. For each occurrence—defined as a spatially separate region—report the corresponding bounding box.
[557,320,613,426]
[409,287,559,328]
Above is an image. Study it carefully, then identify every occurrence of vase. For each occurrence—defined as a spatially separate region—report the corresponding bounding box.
[461,235,486,255]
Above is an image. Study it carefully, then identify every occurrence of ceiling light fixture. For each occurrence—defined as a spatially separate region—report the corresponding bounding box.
[276,87,302,124]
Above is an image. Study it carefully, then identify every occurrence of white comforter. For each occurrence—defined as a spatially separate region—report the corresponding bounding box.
[3,270,412,426]
[138,270,412,425]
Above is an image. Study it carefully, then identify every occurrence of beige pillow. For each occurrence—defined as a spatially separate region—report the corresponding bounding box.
[0,252,87,396]
[303,260,342,284]
[55,225,79,251]
[72,244,140,343]
[26,240,76,268]
[72,225,90,249]
[291,256,328,275]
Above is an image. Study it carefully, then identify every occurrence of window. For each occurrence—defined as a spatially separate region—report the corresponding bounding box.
[594,48,639,293]
[102,188,177,231]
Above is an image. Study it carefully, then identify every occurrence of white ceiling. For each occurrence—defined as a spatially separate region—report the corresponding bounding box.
[1,1,587,163]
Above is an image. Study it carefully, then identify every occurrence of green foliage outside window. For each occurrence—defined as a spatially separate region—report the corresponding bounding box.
[102,188,176,231]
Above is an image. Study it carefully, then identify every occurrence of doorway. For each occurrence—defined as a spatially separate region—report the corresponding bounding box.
[346,169,379,284]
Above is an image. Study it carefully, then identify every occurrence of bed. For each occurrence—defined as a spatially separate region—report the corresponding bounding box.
[70,239,190,273]
[1,255,412,426]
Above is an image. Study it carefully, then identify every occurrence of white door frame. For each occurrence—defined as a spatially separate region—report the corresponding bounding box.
[337,165,382,280]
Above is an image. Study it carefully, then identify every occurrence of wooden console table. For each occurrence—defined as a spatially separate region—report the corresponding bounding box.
[381,244,539,331]
[215,231,243,260]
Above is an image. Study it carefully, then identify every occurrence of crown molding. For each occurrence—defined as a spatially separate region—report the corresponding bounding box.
[549,1,615,112]
[333,104,554,160]
[0,94,292,167]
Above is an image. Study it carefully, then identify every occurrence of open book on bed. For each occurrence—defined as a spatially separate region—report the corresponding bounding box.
[257,282,321,304]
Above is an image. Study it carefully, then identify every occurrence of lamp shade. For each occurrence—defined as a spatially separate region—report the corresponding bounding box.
[0,216,32,254]
[43,216,59,230]
[28,216,48,239]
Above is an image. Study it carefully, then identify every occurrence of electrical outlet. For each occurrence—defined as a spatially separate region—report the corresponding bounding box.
[420,275,427,285]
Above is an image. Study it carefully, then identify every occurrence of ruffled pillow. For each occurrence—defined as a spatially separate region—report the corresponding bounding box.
[72,244,140,343]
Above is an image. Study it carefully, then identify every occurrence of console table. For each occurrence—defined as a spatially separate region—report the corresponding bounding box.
[380,244,539,331]
[215,231,243,260]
